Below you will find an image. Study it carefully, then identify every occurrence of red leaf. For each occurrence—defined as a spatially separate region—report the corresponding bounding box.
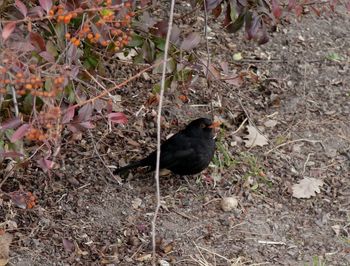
[271,0,282,19]
[152,21,168,38]
[329,0,338,12]
[288,0,296,10]
[0,151,24,160]
[11,124,30,142]
[347,1,350,12]
[2,22,16,41]
[206,0,222,11]
[62,239,75,252]
[294,5,303,17]
[29,32,46,51]
[39,51,55,62]
[39,0,52,13]
[140,0,151,8]
[310,6,321,16]
[12,41,36,52]
[37,158,54,172]
[107,112,128,125]
[180,32,201,51]
[79,121,95,129]
[77,103,93,122]
[0,117,22,130]
[62,106,76,124]
[212,4,222,18]
[28,6,44,17]
[15,0,28,17]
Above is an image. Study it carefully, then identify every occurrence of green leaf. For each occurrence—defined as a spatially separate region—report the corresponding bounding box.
[55,23,65,50]
[45,78,53,91]
[233,52,242,61]
[326,52,343,62]
[46,40,58,58]
[101,8,114,17]
[153,37,166,51]
[227,12,245,33]
[142,39,156,63]
[152,77,172,93]
[133,52,144,64]
[251,183,259,191]
[127,34,144,47]
[229,0,238,21]
[84,56,99,69]
[64,84,75,103]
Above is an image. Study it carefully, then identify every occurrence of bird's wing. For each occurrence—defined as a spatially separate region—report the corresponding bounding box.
[158,134,196,169]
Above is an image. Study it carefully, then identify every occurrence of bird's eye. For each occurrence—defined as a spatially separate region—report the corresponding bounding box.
[200,123,206,128]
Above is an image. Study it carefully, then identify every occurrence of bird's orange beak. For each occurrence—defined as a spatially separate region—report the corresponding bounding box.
[208,121,221,128]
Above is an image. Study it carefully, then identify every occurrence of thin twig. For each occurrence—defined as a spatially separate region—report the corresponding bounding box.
[302,153,313,176]
[203,0,214,118]
[265,138,322,155]
[71,61,164,110]
[152,0,176,264]
[88,130,122,184]
[10,85,19,117]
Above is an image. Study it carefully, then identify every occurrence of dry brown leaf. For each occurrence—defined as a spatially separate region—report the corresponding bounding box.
[0,232,13,265]
[292,177,324,199]
[244,125,268,148]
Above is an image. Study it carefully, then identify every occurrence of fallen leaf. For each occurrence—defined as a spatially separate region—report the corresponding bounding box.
[233,52,243,61]
[131,198,142,209]
[0,232,13,265]
[292,177,324,199]
[62,238,75,252]
[264,119,278,128]
[180,32,201,51]
[136,254,152,262]
[244,125,268,148]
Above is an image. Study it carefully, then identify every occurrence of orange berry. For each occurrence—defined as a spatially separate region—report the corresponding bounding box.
[95,33,101,40]
[73,39,80,46]
[70,37,77,43]
[64,14,72,24]
[72,12,78,18]
[87,33,93,39]
[65,33,71,39]
[16,72,23,78]
[101,40,108,46]
[57,8,64,15]
[49,9,55,16]
[25,84,33,90]
[58,15,64,22]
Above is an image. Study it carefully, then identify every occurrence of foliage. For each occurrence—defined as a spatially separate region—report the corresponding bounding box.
[0,0,132,170]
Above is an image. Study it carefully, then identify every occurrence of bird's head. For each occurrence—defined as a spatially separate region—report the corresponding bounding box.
[184,118,220,138]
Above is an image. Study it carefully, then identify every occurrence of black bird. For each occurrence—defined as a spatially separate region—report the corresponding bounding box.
[115,118,217,176]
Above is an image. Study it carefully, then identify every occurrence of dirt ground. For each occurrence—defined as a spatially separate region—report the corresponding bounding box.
[1,3,350,266]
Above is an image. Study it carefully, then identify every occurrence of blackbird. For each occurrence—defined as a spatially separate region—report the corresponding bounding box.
[115,118,217,176]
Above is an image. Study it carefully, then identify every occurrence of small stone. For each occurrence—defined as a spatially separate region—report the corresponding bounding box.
[220,197,238,212]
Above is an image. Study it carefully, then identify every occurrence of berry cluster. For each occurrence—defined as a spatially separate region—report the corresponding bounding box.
[0,65,64,98]
[26,106,62,142]
[49,1,134,50]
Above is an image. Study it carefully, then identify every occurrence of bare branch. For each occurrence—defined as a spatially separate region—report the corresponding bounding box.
[152,0,176,264]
